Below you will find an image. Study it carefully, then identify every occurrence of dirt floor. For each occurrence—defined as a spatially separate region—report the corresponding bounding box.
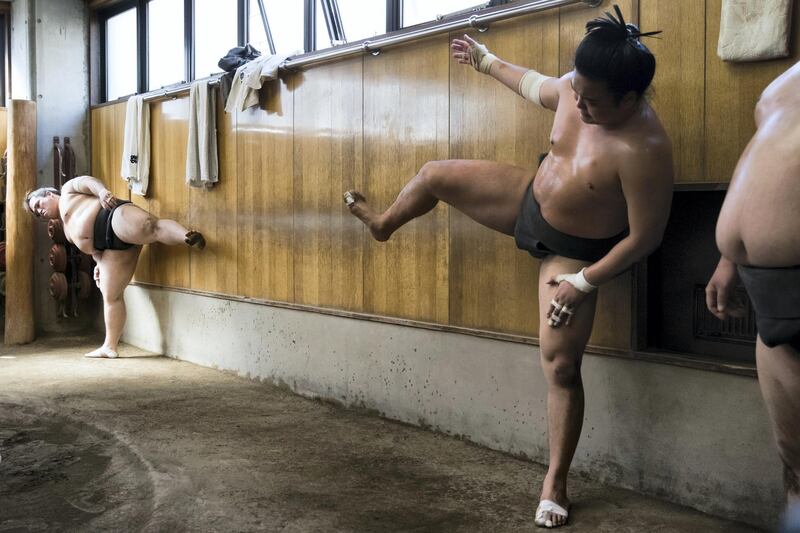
[0,336,762,532]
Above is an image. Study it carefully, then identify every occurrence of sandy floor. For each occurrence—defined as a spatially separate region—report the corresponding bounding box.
[0,336,761,532]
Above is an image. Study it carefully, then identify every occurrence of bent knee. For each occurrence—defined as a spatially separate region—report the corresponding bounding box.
[542,355,582,388]
[418,160,454,194]
[141,215,159,239]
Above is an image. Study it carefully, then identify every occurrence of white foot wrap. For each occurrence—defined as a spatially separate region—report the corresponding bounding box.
[84,347,119,359]
[535,499,569,528]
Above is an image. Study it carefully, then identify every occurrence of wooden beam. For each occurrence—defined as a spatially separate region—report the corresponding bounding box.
[5,99,36,344]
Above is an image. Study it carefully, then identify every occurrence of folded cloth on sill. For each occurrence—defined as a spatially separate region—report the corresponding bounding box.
[224,53,291,113]
[186,80,218,188]
[120,95,150,196]
[718,0,794,62]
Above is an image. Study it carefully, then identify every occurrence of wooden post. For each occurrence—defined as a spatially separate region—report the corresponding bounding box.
[5,99,37,344]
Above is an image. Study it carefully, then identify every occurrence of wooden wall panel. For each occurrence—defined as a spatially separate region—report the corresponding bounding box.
[236,80,294,302]
[448,12,558,336]
[705,0,800,183]
[144,99,191,289]
[92,2,790,353]
[641,0,705,184]
[293,60,364,311]
[362,37,450,323]
[188,100,239,295]
[90,104,129,200]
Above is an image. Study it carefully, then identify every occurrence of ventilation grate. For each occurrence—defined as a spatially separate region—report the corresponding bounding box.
[693,285,757,344]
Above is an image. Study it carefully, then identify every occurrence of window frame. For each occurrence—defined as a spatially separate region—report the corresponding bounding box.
[94,0,501,104]
[98,0,141,103]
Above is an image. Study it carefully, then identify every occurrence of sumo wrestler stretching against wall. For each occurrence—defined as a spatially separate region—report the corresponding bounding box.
[25,176,205,358]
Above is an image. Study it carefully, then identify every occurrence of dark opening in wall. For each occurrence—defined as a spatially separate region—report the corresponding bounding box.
[646,191,756,365]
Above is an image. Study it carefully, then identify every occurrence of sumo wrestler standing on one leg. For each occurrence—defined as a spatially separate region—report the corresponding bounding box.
[24,176,205,359]
[706,61,800,519]
[344,7,673,528]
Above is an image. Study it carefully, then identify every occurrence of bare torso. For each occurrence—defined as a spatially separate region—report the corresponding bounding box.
[716,62,800,267]
[533,76,668,239]
[59,192,102,255]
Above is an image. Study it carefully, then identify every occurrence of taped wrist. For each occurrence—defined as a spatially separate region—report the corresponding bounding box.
[555,268,597,293]
[518,69,552,106]
[470,42,497,74]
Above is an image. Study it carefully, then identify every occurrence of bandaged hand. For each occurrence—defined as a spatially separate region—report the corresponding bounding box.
[451,34,496,74]
[553,268,597,293]
[546,268,596,328]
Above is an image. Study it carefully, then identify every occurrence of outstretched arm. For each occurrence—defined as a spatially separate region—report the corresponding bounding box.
[61,176,117,209]
[450,34,560,111]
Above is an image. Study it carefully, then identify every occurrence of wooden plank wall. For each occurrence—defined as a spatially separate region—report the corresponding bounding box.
[89,0,800,352]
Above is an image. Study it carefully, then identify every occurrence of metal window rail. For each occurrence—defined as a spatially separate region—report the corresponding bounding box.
[139,0,600,104]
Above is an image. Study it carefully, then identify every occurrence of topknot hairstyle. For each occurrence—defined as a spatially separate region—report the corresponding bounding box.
[574,4,661,101]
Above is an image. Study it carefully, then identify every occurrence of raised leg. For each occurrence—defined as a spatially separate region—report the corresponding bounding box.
[85,246,141,358]
[536,254,597,528]
[756,338,800,507]
[345,159,534,240]
[111,204,205,248]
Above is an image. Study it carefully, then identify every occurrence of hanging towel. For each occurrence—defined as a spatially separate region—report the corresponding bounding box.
[186,80,219,188]
[718,0,794,62]
[224,53,291,113]
[120,95,151,196]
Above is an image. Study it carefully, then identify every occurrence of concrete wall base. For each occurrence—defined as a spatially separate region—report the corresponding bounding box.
[121,285,781,528]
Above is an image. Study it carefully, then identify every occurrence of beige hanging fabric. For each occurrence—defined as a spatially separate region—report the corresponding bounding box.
[186,80,218,188]
[717,0,793,62]
[120,95,151,196]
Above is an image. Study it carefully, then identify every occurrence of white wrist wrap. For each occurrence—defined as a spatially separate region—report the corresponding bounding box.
[518,69,551,106]
[555,268,597,293]
[470,42,497,74]
[479,53,497,74]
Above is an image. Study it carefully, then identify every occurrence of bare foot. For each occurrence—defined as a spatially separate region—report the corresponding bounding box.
[84,346,119,359]
[343,191,390,241]
[184,231,206,250]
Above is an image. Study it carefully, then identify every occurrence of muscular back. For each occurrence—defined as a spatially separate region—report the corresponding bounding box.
[533,74,671,240]
[59,191,102,255]
[716,61,800,267]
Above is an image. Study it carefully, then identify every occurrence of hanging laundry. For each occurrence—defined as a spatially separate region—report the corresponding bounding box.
[120,95,151,196]
[186,80,219,189]
[224,53,291,113]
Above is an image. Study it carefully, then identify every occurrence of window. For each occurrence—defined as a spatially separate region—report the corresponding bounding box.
[105,6,138,101]
[248,0,273,55]
[195,0,239,78]
[96,0,501,102]
[403,0,483,27]
[260,0,304,55]
[147,0,185,90]
[337,0,385,42]
[315,0,330,49]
